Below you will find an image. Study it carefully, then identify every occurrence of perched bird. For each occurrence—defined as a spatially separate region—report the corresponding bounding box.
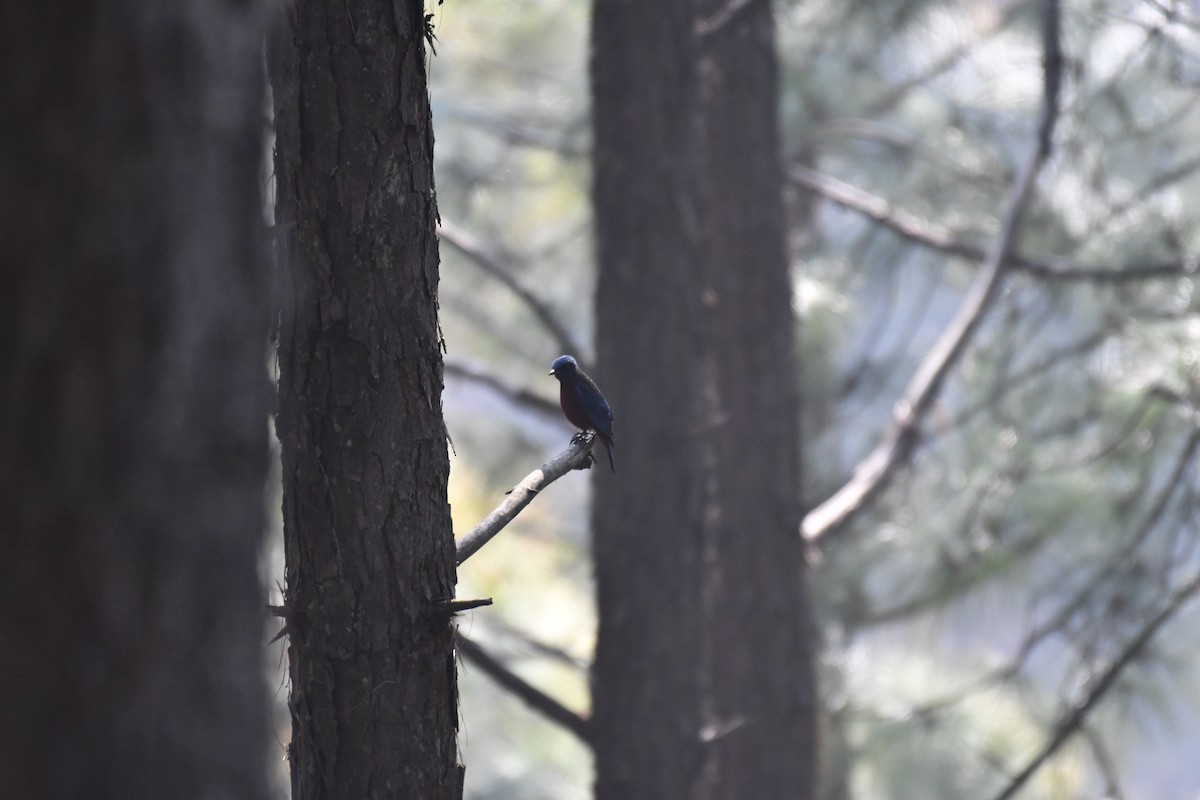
[549,354,616,474]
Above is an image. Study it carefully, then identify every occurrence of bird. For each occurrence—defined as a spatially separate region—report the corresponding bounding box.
[548,354,616,474]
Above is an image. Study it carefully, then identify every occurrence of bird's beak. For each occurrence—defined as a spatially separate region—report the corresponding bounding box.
[548,369,556,376]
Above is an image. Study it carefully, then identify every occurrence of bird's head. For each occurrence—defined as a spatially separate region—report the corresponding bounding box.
[549,354,578,380]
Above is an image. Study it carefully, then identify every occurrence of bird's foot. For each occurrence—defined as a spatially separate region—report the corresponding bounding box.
[570,430,593,445]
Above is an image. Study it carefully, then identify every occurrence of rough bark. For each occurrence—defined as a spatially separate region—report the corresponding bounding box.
[270,1,461,797]
[590,1,818,798]
[0,2,271,798]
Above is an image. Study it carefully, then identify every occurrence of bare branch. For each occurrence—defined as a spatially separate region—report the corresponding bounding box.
[442,107,588,157]
[803,0,1064,544]
[456,436,598,565]
[801,118,1004,188]
[695,0,764,40]
[788,164,1190,283]
[868,423,1200,715]
[1082,727,1126,800]
[1006,426,1200,659]
[989,570,1200,800]
[437,221,587,359]
[456,635,592,745]
[444,357,565,424]
[435,598,494,615]
[860,511,1056,629]
[937,330,1112,439]
[480,615,589,670]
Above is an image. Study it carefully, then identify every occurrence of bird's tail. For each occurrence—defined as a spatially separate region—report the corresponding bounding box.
[604,438,616,475]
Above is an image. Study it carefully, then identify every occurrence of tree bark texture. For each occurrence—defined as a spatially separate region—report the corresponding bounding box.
[270,1,461,797]
[590,1,819,798]
[0,2,271,798]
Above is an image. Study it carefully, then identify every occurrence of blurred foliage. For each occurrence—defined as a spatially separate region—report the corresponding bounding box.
[418,0,1200,797]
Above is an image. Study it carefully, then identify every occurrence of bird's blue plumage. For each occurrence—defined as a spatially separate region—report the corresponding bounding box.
[549,355,616,474]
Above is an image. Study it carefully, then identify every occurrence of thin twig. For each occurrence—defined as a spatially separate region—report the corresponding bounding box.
[695,0,764,40]
[442,107,588,157]
[456,635,592,745]
[789,164,1189,283]
[1081,727,1127,800]
[1007,426,1200,658]
[435,598,494,615]
[437,221,586,359]
[799,119,1005,188]
[803,0,1064,544]
[867,424,1200,715]
[935,330,1112,440]
[989,570,1200,800]
[480,615,589,670]
[455,436,598,566]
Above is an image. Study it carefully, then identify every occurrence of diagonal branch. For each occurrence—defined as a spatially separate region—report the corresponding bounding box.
[989,570,1200,800]
[455,436,598,565]
[788,164,1188,283]
[443,357,565,424]
[803,0,1064,544]
[438,221,587,359]
[442,107,588,157]
[481,615,589,670]
[1081,727,1126,800]
[456,634,593,745]
[695,0,764,40]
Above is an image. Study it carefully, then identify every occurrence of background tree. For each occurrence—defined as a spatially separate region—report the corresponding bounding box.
[260,0,1200,797]
[0,2,272,798]
[268,0,462,797]
[588,0,817,797]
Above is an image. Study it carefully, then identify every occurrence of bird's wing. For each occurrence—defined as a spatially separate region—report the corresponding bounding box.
[574,382,613,435]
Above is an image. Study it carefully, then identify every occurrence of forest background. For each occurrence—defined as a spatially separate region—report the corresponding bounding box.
[5,0,1200,798]
[386,3,1200,796]
[262,1,1200,798]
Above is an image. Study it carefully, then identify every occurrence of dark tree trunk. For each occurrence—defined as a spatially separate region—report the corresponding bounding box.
[269,1,461,798]
[590,1,818,798]
[0,3,271,799]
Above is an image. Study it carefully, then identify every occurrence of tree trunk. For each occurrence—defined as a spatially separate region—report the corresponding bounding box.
[269,1,461,798]
[590,1,818,798]
[0,3,271,798]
